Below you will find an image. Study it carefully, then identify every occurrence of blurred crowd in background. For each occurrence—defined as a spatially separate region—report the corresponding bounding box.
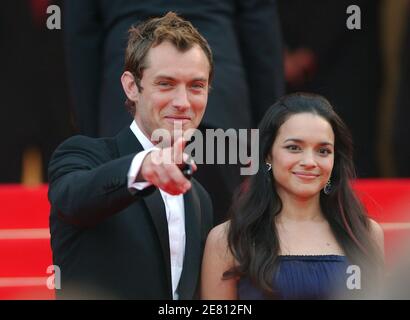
[1,0,409,186]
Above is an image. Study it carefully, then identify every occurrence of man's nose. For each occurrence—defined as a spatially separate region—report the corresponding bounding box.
[173,86,190,111]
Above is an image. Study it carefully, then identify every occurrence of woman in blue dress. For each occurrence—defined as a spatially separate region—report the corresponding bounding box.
[201,93,385,299]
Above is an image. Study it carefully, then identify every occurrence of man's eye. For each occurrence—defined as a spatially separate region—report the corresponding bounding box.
[191,83,205,89]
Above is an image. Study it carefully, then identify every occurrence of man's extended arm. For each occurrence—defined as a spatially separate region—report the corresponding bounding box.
[48,136,154,226]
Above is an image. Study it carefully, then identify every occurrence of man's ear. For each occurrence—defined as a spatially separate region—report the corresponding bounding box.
[121,71,139,103]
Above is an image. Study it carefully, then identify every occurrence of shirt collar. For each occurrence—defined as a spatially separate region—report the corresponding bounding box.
[130,120,154,151]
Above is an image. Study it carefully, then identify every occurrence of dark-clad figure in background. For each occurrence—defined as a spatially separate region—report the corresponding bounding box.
[49,13,213,299]
[393,2,410,177]
[278,0,382,177]
[0,0,72,182]
[63,0,284,224]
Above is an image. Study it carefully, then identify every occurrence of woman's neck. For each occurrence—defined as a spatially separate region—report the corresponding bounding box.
[276,190,324,222]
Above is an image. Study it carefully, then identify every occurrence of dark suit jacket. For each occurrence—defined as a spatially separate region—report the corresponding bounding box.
[48,127,213,299]
[63,0,284,136]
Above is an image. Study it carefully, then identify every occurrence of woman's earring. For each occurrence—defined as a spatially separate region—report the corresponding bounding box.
[266,163,272,172]
[323,179,332,195]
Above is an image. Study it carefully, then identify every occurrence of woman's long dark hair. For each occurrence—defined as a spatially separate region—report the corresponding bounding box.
[225,92,383,297]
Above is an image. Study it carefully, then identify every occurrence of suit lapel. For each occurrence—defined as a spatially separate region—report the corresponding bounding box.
[115,127,172,298]
[178,183,202,299]
[143,190,172,297]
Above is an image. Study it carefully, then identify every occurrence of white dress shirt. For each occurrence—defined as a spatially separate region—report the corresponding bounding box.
[127,121,186,300]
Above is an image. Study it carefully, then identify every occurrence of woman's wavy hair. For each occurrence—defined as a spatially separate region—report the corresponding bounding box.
[225,92,383,297]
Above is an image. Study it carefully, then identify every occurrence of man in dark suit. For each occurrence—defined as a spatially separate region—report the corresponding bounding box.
[48,12,213,299]
[63,0,284,223]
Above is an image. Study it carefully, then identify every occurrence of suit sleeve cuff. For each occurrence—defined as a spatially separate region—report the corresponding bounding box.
[127,147,159,192]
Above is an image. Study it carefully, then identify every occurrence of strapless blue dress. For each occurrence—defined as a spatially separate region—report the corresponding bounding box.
[237,255,350,299]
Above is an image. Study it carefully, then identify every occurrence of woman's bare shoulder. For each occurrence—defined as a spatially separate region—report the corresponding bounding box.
[206,221,233,258]
[207,221,229,243]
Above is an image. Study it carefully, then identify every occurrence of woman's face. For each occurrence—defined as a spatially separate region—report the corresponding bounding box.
[268,112,335,200]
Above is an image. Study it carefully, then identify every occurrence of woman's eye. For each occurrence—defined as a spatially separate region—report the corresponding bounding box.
[319,148,332,155]
[285,145,300,151]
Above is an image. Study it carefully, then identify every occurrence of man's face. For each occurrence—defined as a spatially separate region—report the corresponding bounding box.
[132,41,210,143]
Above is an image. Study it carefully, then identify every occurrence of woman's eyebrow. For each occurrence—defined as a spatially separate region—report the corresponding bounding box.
[283,138,334,146]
